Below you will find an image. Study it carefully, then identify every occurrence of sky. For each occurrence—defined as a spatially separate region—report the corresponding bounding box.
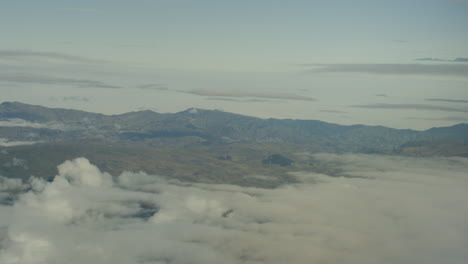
[1,0,468,129]
[1,154,468,263]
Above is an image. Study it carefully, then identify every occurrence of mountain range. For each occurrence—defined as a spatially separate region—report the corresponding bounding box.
[1,101,467,187]
[1,101,467,151]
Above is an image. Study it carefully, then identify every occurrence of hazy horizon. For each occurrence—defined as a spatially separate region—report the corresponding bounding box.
[2,100,468,132]
[1,0,468,129]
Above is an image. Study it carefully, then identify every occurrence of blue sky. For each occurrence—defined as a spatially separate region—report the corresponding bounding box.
[1,0,468,129]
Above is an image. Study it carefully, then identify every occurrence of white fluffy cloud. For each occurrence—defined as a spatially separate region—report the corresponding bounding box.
[0,154,467,264]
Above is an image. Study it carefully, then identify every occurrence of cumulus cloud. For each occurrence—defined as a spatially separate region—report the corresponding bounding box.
[0,155,467,264]
[0,177,28,192]
[301,63,468,77]
[181,89,316,102]
[349,103,468,113]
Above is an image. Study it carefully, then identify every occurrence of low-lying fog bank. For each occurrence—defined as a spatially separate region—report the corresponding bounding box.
[1,154,467,264]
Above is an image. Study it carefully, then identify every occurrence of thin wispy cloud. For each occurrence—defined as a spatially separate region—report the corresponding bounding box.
[49,96,90,102]
[319,110,348,114]
[63,96,89,102]
[136,84,169,91]
[407,116,468,121]
[415,57,468,62]
[136,106,159,112]
[407,0,468,3]
[181,89,317,102]
[205,97,271,103]
[301,64,468,77]
[0,118,66,130]
[415,58,446,62]
[350,103,468,113]
[0,50,103,64]
[425,98,468,103]
[60,8,97,12]
[0,72,121,89]
[0,138,42,147]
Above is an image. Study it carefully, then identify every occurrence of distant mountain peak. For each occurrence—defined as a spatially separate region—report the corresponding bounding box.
[1,101,27,108]
[178,108,207,114]
[187,108,199,114]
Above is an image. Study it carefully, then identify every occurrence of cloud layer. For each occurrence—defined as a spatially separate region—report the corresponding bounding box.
[181,89,316,102]
[350,103,468,113]
[136,84,169,91]
[303,64,468,77]
[425,98,468,103]
[0,50,101,64]
[0,154,467,263]
[407,116,468,121]
[416,57,468,62]
[0,72,121,89]
[0,138,42,147]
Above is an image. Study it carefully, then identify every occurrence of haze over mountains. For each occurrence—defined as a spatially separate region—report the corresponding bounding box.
[1,101,467,187]
[1,101,467,153]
